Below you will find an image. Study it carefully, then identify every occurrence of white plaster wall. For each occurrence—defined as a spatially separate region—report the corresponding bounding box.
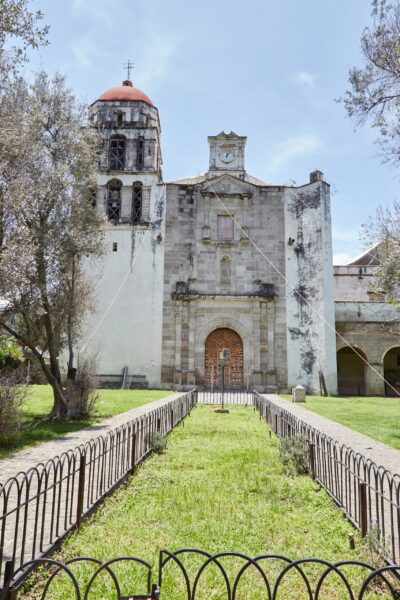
[79,183,166,386]
[335,301,400,322]
[284,182,337,394]
[333,266,378,301]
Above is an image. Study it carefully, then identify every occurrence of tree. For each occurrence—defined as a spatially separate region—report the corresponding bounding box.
[0,71,105,418]
[343,0,400,166]
[0,0,48,76]
[361,202,400,302]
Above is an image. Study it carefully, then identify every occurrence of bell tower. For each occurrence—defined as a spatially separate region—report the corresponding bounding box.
[83,76,166,388]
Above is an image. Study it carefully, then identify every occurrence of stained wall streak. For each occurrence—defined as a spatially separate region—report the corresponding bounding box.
[285,178,337,394]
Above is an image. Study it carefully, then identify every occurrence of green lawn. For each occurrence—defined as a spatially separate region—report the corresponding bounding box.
[281,395,400,450]
[0,385,170,458]
[36,405,376,599]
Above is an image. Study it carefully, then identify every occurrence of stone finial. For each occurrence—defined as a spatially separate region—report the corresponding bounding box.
[310,170,324,183]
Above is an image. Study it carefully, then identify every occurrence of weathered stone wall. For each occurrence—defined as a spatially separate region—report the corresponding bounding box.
[335,301,400,395]
[161,175,288,389]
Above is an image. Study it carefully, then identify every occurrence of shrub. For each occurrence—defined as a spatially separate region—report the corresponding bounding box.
[148,431,167,453]
[74,355,99,418]
[279,434,309,476]
[0,373,27,447]
[0,338,24,372]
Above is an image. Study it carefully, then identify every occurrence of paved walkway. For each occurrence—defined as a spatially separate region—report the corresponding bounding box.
[0,392,180,484]
[263,394,400,476]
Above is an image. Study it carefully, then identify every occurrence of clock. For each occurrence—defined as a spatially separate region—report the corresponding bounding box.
[219,149,235,163]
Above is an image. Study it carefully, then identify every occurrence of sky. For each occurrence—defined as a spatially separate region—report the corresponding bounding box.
[26,0,400,264]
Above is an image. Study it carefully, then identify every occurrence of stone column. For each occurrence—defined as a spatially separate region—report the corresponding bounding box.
[267,301,276,386]
[187,301,196,385]
[260,301,268,386]
[366,362,385,396]
[252,300,261,386]
[174,303,182,385]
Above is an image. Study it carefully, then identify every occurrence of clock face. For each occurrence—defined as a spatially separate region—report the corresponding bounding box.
[219,149,235,164]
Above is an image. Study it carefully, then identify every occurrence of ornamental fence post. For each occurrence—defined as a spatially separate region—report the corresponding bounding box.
[76,452,86,528]
[359,481,368,537]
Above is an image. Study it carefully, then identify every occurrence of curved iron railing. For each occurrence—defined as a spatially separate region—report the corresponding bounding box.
[253,391,400,565]
[0,390,197,590]
[2,548,400,599]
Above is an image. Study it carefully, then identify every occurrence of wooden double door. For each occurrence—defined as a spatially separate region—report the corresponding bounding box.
[204,328,243,388]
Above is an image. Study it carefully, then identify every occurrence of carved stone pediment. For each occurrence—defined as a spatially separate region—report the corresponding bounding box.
[200,175,253,198]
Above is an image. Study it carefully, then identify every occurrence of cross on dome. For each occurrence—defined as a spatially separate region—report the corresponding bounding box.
[124,60,134,81]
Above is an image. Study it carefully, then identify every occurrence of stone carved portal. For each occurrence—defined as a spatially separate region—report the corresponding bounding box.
[204,328,243,388]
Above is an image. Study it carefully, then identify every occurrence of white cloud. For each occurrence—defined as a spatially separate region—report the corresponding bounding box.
[268,134,322,174]
[138,33,175,89]
[71,0,115,23]
[71,34,112,70]
[333,252,353,265]
[293,70,319,90]
[332,227,360,243]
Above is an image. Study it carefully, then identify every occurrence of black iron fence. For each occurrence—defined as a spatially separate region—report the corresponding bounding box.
[253,391,400,565]
[2,548,400,599]
[0,390,197,591]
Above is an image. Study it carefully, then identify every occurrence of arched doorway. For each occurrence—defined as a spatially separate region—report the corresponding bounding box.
[383,347,400,396]
[204,328,243,389]
[337,346,367,396]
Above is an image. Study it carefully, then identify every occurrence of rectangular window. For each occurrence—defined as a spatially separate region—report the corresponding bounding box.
[217,215,234,241]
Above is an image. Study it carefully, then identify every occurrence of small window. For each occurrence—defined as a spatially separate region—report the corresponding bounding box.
[220,256,231,285]
[217,215,234,241]
[132,182,142,224]
[116,113,123,126]
[112,242,118,252]
[109,135,126,170]
[137,138,145,170]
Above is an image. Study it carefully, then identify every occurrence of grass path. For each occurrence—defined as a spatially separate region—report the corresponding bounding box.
[36,405,377,598]
[281,395,400,450]
[0,386,170,458]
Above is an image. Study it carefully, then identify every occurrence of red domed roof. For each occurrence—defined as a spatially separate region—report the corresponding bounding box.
[98,80,153,105]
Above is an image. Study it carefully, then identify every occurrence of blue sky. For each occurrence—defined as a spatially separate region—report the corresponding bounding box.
[28,0,400,263]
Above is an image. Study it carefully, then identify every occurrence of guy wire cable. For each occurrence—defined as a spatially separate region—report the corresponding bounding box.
[206,178,400,397]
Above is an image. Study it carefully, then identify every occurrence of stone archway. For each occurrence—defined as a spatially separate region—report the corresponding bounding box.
[205,328,243,389]
[383,347,400,396]
[337,346,367,396]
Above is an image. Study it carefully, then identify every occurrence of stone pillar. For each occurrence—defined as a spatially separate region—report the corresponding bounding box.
[253,301,261,386]
[174,303,182,384]
[187,301,196,385]
[260,301,268,386]
[267,301,276,386]
[366,362,385,396]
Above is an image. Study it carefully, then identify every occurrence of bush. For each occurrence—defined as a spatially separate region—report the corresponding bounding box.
[0,338,24,372]
[148,431,167,453]
[279,434,309,476]
[74,355,99,418]
[65,354,99,419]
[0,373,27,447]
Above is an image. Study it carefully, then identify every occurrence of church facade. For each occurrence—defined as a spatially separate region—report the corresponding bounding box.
[82,79,400,396]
